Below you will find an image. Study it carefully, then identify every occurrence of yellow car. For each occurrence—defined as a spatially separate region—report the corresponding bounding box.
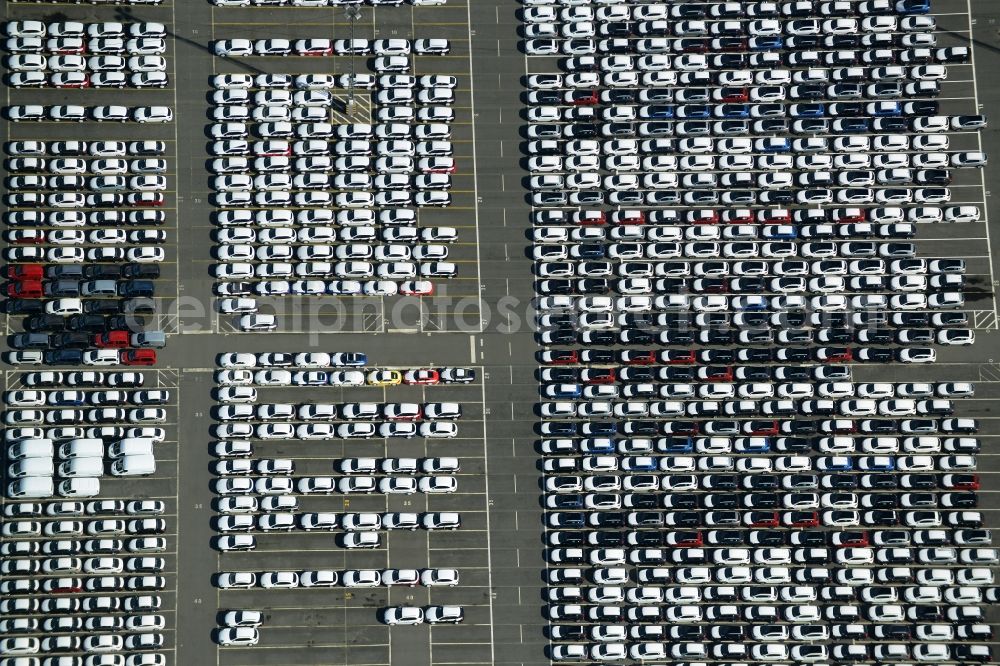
[367,370,402,386]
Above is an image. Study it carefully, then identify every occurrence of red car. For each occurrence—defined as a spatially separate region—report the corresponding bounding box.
[717,87,749,102]
[722,209,754,224]
[400,280,434,296]
[572,211,605,226]
[7,229,46,244]
[421,158,456,174]
[943,474,979,490]
[833,207,866,223]
[783,511,819,528]
[6,281,42,298]
[622,350,657,365]
[566,89,598,105]
[745,511,779,528]
[665,421,699,436]
[94,331,129,349]
[120,349,156,366]
[6,264,43,281]
[403,369,439,385]
[746,420,779,436]
[541,350,578,365]
[819,347,852,363]
[129,192,164,207]
[698,366,733,382]
[660,350,695,365]
[580,369,615,384]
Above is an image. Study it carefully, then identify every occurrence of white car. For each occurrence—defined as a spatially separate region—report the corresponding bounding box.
[217,627,259,646]
[383,607,424,625]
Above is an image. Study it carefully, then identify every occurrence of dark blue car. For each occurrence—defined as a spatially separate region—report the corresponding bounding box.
[582,422,617,436]
[716,104,749,118]
[659,436,694,453]
[897,0,930,14]
[541,422,578,436]
[749,36,783,50]
[837,118,871,133]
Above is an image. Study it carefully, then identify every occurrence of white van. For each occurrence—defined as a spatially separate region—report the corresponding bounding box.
[8,458,54,479]
[58,438,104,460]
[58,477,100,498]
[108,438,155,459]
[8,438,53,460]
[110,454,156,477]
[58,457,105,478]
[7,477,54,499]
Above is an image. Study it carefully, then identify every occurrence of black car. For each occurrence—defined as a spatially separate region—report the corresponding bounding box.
[539,422,576,436]
[6,299,44,315]
[538,368,576,383]
[862,419,896,434]
[51,332,91,349]
[869,119,908,135]
[539,329,575,345]
[865,493,898,509]
[85,265,122,280]
[46,265,85,280]
[526,90,560,105]
[588,512,625,528]
[598,22,632,37]
[619,330,654,345]
[744,475,779,490]
[863,474,900,490]
[580,422,616,436]
[622,421,658,436]
[589,531,625,547]
[107,315,145,332]
[65,315,107,332]
[548,531,585,546]
[775,438,811,453]
[25,315,66,332]
[549,625,584,641]
[579,349,613,364]
[576,278,609,294]
[665,495,698,510]
[857,330,892,344]
[706,529,744,546]
[44,349,84,365]
[536,279,573,295]
[121,264,160,279]
[84,300,121,315]
[548,495,583,510]
[790,531,826,547]
[703,474,738,490]
[749,529,784,546]
[664,627,701,642]
[628,531,661,547]
[824,474,858,490]
[702,494,738,510]
[698,349,735,363]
